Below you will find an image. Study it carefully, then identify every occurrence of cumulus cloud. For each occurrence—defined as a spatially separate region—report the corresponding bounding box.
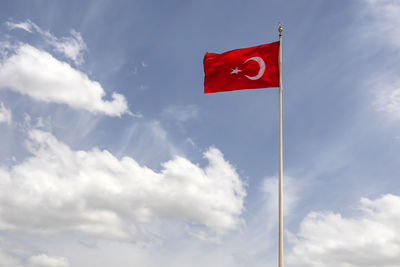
[0,129,245,240]
[288,194,400,267]
[6,20,86,65]
[0,44,129,116]
[0,102,11,124]
[28,254,70,267]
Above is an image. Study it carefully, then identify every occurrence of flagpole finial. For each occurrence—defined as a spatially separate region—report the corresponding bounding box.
[278,22,283,33]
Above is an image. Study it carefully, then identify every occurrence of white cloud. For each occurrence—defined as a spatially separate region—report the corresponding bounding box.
[0,129,245,240]
[6,20,86,65]
[162,105,199,123]
[0,41,17,60]
[288,194,400,267]
[0,44,129,116]
[0,250,21,267]
[0,236,71,267]
[364,0,400,48]
[262,176,304,219]
[0,102,12,124]
[369,71,400,121]
[115,120,177,164]
[374,85,400,120]
[0,250,70,267]
[48,30,86,66]
[28,254,70,267]
[6,21,33,33]
[139,84,149,91]
[49,30,87,65]
[361,1,400,120]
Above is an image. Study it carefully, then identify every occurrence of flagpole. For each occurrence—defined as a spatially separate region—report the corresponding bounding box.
[278,22,284,267]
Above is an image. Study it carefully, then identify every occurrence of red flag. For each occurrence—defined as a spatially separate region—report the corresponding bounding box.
[204,41,280,93]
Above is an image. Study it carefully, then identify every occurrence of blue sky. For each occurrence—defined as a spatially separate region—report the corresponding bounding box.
[0,0,400,266]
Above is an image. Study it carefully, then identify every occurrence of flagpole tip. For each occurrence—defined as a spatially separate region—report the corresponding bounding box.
[278,22,283,33]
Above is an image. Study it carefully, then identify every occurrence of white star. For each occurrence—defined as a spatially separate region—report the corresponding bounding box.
[230,67,242,74]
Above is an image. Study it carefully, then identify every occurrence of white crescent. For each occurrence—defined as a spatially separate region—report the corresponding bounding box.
[243,57,265,80]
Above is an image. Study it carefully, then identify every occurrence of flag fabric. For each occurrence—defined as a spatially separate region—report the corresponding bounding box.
[203,41,280,94]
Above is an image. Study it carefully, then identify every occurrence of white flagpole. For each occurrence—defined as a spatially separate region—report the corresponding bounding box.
[278,22,284,267]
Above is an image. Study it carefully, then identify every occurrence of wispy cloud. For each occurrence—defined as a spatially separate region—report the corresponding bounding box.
[262,176,305,219]
[6,20,87,65]
[0,44,129,116]
[6,21,33,33]
[139,84,149,91]
[373,82,400,120]
[363,0,400,49]
[361,1,400,121]
[162,105,199,123]
[0,102,11,124]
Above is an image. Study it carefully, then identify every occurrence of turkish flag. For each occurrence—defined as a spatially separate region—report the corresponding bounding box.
[204,41,280,93]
